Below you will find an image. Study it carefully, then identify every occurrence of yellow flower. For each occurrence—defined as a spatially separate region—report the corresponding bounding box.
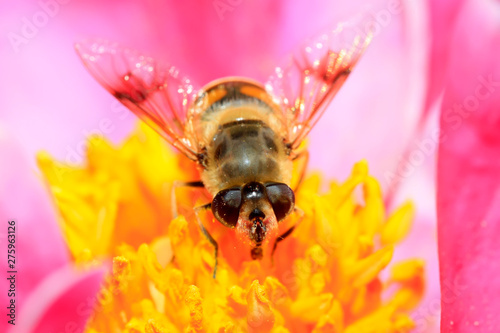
[38,123,424,332]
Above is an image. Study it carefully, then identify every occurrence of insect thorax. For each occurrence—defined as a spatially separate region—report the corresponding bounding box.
[194,80,292,194]
[206,118,291,192]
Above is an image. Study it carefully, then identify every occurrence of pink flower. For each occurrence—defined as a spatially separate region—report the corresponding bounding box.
[437,0,500,331]
[0,131,105,332]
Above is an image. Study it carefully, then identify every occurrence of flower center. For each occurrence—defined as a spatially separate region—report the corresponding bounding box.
[37,124,425,332]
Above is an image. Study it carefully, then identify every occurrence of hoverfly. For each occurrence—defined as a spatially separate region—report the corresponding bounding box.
[76,16,371,277]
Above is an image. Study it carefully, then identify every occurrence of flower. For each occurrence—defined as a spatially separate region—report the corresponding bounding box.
[38,123,424,332]
[0,2,437,321]
[1,0,444,330]
[0,130,105,333]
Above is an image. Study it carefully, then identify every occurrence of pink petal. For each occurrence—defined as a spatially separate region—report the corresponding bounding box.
[437,0,500,331]
[424,0,465,113]
[0,129,70,333]
[9,265,105,333]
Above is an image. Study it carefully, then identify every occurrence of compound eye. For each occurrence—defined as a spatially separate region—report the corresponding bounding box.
[266,183,295,221]
[211,188,242,228]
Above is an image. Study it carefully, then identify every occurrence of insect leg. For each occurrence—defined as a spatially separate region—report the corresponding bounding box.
[272,207,305,263]
[171,180,205,218]
[292,150,309,192]
[193,202,219,279]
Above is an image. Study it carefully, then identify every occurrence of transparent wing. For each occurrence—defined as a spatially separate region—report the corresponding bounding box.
[75,38,202,162]
[266,15,373,151]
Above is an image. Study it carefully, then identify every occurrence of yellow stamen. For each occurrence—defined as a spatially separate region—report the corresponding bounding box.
[37,123,425,332]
